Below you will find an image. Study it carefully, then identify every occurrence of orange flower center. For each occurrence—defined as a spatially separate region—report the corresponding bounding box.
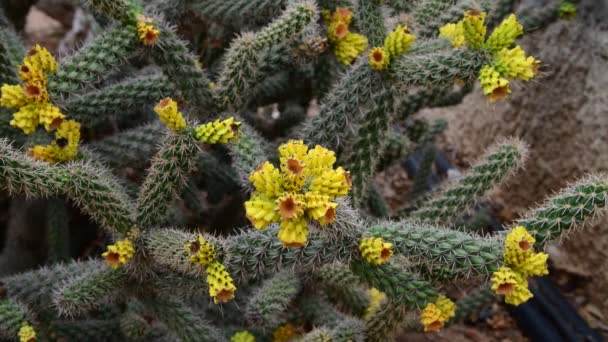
[279,197,298,219]
[497,283,514,295]
[324,207,336,223]
[104,251,120,267]
[189,240,201,254]
[427,320,443,332]
[373,50,384,62]
[27,47,38,56]
[335,23,349,39]
[144,30,159,45]
[215,289,235,303]
[518,240,531,251]
[344,171,352,189]
[283,241,305,248]
[20,65,30,73]
[50,118,63,130]
[230,123,240,136]
[25,84,41,97]
[491,86,509,101]
[158,98,171,107]
[286,158,304,176]
[381,247,392,261]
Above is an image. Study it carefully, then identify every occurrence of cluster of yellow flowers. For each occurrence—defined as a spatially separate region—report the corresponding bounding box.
[491,226,548,305]
[323,7,368,65]
[231,330,255,342]
[359,237,393,265]
[439,12,540,102]
[102,238,136,269]
[272,323,302,342]
[364,287,387,319]
[153,97,241,144]
[420,294,456,332]
[368,25,416,71]
[18,323,36,342]
[0,45,81,163]
[184,235,237,304]
[136,15,160,46]
[245,140,351,248]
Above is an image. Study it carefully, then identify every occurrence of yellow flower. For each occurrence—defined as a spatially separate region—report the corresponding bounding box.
[277,217,308,248]
[334,33,368,65]
[195,117,241,144]
[332,7,353,25]
[327,20,350,42]
[309,167,352,199]
[273,324,301,342]
[504,225,535,266]
[504,274,533,306]
[102,238,135,269]
[364,287,386,319]
[559,2,576,20]
[245,193,281,229]
[18,323,36,342]
[512,251,549,278]
[18,61,46,84]
[23,82,49,104]
[420,303,444,332]
[136,17,160,46]
[206,260,236,303]
[38,103,65,131]
[359,237,393,265]
[249,161,284,197]
[384,25,416,58]
[154,98,187,131]
[276,193,305,220]
[231,330,255,342]
[490,266,519,296]
[303,145,336,177]
[279,140,308,166]
[1,84,28,109]
[439,21,466,48]
[435,294,456,321]
[478,65,510,102]
[304,192,338,225]
[462,10,487,49]
[368,47,390,71]
[10,104,40,134]
[493,45,539,81]
[485,14,523,53]
[184,235,216,266]
[24,44,57,74]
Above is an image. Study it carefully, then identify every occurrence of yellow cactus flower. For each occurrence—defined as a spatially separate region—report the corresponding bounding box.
[18,323,36,342]
[0,84,28,109]
[136,17,160,46]
[332,7,353,25]
[18,61,46,84]
[490,266,520,296]
[513,251,549,278]
[485,14,523,53]
[206,260,236,303]
[273,324,301,342]
[462,10,487,49]
[384,25,416,58]
[303,145,336,177]
[276,193,305,220]
[334,33,368,65]
[30,120,81,163]
[231,331,255,342]
[154,98,187,131]
[439,21,466,48]
[368,47,390,71]
[435,294,456,321]
[245,193,281,230]
[359,237,393,265]
[478,65,511,102]
[195,117,241,144]
[504,274,533,306]
[559,2,576,20]
[24,44,57,74]
[23,82,49,104]
[278,217,308,248]
[184,235,216,266]
[10,104,40,134]
[249,161,284,197]
[494,45,539,81]
[304,192,338,225]
[279,140,308,165]
[29,145,60,163]
[364,287,386,319]
[38,103,65,131]
[327,20,350,42]
[309,167,352,199]
[504,225,535,266]
[102,238,135,269]
[420,303,444,332]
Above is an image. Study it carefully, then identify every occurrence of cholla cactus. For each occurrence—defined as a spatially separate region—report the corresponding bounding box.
[0,0,592,341]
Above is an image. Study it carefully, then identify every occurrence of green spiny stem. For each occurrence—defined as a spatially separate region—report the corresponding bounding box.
[143,228,207,278]
[299,292,347,327]
[356,0,387,46]
[299,327,335,342]
[152,271,209,301]
[91,122,163,169]
[302,58,378,152]
[48,24,139,98]
[136,130,199,229]
[410,144,436,200]
[180,178,205,218]
[333,317,366,342]
[253,1,317,50]
[411,139,527,226]
[389,48,488,88]
[515,174,608,248]
[144,297,226,342]
[412,0,457,36]
[46,198,70,263]
[84,0,137,23]
[0,26,24,85]
[63,74,172,128]
[367,222,503,276]
[452,287,495,322]
[351,261,437,308]
[51,319,123,342]
[517,1,560,31]
[317,263,370,317]
[151,24,215,112]
[366,184,391,218]
[376,130,410,172]
[53,267,128,317]
[364,300,408,342]
[348,89,394,204]
[0,299,29,339]
[245,270,302,330]
[120,310,150,341]
[189,0,285,26]
[194,150,241,197]
[0,109,25,146]
[228,120,270,190]
[417,0,480,38]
